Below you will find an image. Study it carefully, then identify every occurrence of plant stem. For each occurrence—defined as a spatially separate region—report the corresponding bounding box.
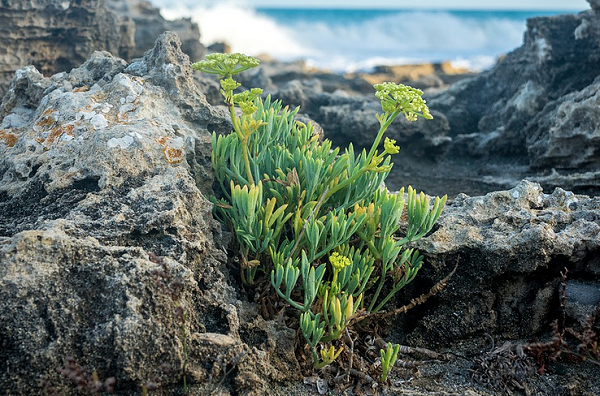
[366,110,400,160]
[311,348,321,369]
[241,136,255,186]
[227,97,243,140]
[272,284,305,311]
[372,286,400,313]
[227,90,255,185]
[324,166,369,202]
[368,264,388,312]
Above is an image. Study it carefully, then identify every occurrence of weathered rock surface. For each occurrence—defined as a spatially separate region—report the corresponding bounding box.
[0,0,126,100]
[404,180,600,350]
[0,32,299,395]
[0,0,205,99]
[565,280,600,322]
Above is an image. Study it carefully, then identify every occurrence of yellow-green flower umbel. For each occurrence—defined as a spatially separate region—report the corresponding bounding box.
[234,88,264,115]
[384,137,400,155]
[329,252,351,270]
[374,82,432,121]
[329,251,351,290]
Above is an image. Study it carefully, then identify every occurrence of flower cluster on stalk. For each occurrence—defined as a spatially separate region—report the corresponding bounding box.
[374,82,433,121]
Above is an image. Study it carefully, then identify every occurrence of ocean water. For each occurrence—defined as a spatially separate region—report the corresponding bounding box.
[151,1,584,72]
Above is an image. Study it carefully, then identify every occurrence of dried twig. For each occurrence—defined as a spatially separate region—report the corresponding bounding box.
[345,327,355,383]
[378,260,458,320]
[348,368,376,385]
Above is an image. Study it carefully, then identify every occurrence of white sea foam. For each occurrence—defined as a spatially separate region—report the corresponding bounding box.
[153,2,545,72]
[159,2,309,58]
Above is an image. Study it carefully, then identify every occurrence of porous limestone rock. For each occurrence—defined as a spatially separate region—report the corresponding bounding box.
[525,78,600,170]
[403,180,600,347]
[429,11,600,157]
[0,32,299,396]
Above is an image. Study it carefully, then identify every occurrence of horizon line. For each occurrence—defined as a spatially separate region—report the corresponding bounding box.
[254,6,585,11]
[251,5,586,11]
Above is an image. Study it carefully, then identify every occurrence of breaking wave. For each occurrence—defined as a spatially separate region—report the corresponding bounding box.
[153,1,576,72]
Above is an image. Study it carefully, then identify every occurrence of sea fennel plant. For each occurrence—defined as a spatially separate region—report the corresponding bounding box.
[192,53,446,373]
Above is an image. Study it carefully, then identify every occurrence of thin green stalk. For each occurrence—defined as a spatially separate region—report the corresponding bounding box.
[366,110,400,160]
[240,136,255,186]
[226,92,255,185]
[311,349,322,369]
[331,269,339,287]
[368,264,388,312]
[240,267,247,285]
[272,286,305,311]
[372,287,399,313]
[321,330,343,343]
[227,101,243,140]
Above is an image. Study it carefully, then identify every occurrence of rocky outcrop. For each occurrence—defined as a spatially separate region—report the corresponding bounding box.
[404,180,600,348]
[429,11,600,157]
[0,32,298,396]
[0,0,205,99]
[432,1,597,195]
[525,77,600,170]
[422,1,600,196]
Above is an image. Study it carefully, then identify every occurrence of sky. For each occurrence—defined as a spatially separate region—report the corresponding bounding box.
[162,0,590,10]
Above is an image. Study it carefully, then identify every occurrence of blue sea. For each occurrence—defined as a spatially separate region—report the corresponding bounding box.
[151,1,586,72]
